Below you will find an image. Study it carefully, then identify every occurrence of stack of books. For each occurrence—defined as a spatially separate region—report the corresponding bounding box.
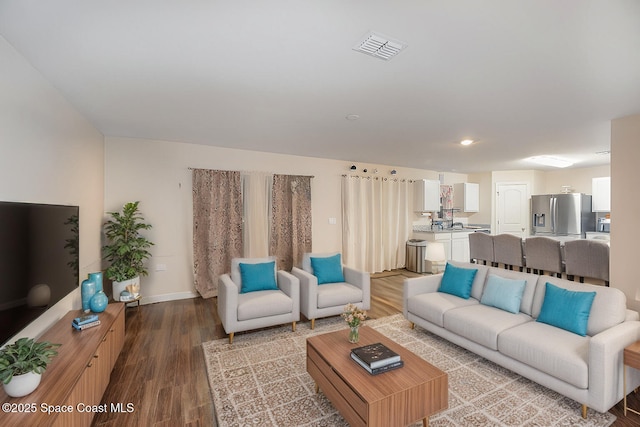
[72,313,101,331]
[350,342,403,375]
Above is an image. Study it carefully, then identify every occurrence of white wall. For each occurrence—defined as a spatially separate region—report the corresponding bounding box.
[611,114,640,313]
[104,137,453,302]
[542,164,611,195]
[0,36,105,341]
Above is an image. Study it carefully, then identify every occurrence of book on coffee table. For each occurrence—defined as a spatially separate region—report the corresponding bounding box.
[351,342,401,369]
[350,352,404,375]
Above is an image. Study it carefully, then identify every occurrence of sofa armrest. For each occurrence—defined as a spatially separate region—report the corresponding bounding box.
[277,270,300,320]
[626,309,639,322]
[344,266,371,310]
[292,267,317,318]
[218,274,239,334]
[403,274,442,318]
[588,320,640,412]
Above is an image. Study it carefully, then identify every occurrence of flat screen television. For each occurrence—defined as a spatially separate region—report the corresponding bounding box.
[0,201,79,345]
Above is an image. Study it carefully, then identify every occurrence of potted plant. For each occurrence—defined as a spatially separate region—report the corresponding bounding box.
[0,337,60,397]
[103,201,154,301]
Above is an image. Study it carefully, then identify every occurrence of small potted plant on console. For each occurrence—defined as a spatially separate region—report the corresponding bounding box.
[0,337,60,397]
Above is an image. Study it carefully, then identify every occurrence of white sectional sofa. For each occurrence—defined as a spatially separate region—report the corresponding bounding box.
[403,260,640,416]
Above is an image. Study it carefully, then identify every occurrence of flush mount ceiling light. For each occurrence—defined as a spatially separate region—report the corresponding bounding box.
[460,139,474,146]
[353,31,408,61]
[525,155,574,168]
[345,114,360,121]
[596,150,611,155]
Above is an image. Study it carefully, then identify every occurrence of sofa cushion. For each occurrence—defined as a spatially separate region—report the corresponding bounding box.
[310,253,345,284]
[448,261,489,300]
[537,282,596,336]
[443,304,532,350]
[498,321,590,389]
[480,274,526,314]
[532,276,627,336]
[484,267,540,315]
[237,289,293,321]
[317,283,363,309]
[407,292,478,327]
[438,263,478,299]
[239,261,279,293]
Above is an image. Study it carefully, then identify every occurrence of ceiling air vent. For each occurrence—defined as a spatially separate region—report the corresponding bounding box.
[353,31,407,61]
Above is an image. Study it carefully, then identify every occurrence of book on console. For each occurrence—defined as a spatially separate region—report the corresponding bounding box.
[350,352,404,375]
[73,313,99,326]
[72,320,101,330]
[351,342,401,369]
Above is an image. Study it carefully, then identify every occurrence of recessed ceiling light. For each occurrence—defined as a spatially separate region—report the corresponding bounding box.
[460,139,474,146]
[345,114,360,121]
[525,155,574,168]
[596,150,611,155]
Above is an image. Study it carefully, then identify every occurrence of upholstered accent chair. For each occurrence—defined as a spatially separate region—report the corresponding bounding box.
[469,232,495,266]
[291,253,370,329]
[564,239,610,286]
[218,256,300,344]
[493,234,525,271]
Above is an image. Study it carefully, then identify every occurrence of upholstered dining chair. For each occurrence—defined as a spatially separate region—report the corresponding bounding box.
[523,236,564,278]
[564,239,610,286]
[218,256,300,344]
[492,234,525,271]
[291,252,370,329]
[468,232,495,266]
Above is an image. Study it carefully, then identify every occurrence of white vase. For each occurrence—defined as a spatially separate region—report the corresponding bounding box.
[112,276,140,301]
[3,371,42,397]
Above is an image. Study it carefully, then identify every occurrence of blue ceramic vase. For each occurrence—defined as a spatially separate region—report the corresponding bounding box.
[90,290,108,313]
[81,277,96,313]
[89,272,103,293]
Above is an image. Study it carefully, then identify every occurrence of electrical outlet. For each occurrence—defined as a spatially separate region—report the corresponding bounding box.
[156,263,167,271]
[328,217,337,225]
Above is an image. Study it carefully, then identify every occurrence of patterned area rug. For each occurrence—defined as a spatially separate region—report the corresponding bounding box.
[203,314,616,426]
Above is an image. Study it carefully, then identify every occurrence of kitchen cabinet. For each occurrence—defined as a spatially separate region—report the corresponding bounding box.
[451,231,472,262]
[414,179,440,212]
[453,183,479,212]
[592,177,610,212]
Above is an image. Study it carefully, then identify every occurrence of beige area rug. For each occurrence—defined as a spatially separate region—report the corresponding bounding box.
[203,314,616,427]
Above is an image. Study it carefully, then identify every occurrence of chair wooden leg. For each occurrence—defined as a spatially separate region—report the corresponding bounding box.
[581,404,587,419]
[292,321,296,332]
[310,319,315,330]
[410,322,415,329]
[228,332,234,345]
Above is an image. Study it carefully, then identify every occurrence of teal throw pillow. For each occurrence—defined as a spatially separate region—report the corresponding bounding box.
[438,263,477,299]
[536,282,596,336]
[310,254,345,284]
[480,275,526,314]
[239,261,278,294]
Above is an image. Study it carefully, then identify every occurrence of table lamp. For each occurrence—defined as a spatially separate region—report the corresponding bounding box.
[425,242,446,274]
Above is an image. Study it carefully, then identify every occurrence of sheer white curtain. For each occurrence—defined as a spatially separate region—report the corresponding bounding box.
[241,172,273,258]
[341,175,412,273]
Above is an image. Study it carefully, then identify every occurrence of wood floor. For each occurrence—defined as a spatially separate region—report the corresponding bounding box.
[93,270,640,426]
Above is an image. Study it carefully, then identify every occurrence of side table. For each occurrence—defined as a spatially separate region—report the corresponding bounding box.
[123,295,142,310]
[624,341,640,416]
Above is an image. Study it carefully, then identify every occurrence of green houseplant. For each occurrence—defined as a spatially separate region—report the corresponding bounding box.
[0,337,60,397]
[103,201,154,301]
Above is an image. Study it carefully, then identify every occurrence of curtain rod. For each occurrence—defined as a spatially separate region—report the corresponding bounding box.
[341,174,417,182]
[188,167,314,178]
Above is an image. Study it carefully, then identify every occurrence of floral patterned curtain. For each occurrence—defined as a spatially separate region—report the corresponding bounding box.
[192,169,242,298]
[270,175,312,271]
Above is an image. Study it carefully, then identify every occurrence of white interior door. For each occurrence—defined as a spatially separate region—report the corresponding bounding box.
[496,183,529,236]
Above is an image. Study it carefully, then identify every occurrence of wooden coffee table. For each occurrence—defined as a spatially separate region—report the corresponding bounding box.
[307,326,448,427]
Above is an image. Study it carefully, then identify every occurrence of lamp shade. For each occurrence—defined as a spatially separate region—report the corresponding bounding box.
[425,242,446,262]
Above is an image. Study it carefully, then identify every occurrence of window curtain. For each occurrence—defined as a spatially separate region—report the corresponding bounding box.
[341,175,412,273]
[192,169,242,298]
[241,172,273,258]
[270,175,312,271]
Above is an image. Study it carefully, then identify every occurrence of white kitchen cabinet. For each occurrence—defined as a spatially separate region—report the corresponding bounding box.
[451,231,472,262]
[453,183,480,212]
[414,179,440,212]
[592,177,610,212]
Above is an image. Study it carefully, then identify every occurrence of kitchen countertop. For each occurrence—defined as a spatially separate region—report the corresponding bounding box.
[413,224,490,234]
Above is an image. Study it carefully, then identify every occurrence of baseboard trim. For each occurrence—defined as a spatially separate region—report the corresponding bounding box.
[138,291,199,306]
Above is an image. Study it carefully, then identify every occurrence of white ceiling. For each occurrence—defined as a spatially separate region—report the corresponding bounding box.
[1,1,639,173]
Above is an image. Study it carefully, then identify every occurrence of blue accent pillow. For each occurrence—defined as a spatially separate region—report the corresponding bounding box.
[537,282,596,336]
[239,261,278,293]
[438,263,477,299]
[480,275,526,314]
[310,254,345,284]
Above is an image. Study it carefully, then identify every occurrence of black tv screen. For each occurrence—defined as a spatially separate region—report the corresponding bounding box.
[0,201,79,345]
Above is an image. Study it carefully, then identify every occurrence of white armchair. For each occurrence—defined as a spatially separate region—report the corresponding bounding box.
[291,252,370,329]
[218,256,300,344]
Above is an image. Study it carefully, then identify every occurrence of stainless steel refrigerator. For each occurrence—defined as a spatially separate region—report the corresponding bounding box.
[531,193,595,238]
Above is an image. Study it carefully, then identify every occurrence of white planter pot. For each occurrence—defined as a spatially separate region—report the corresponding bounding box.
[3,371,41,397]
[112,276,140,301]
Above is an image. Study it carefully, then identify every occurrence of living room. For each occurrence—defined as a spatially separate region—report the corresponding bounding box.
[2,2,640,426]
